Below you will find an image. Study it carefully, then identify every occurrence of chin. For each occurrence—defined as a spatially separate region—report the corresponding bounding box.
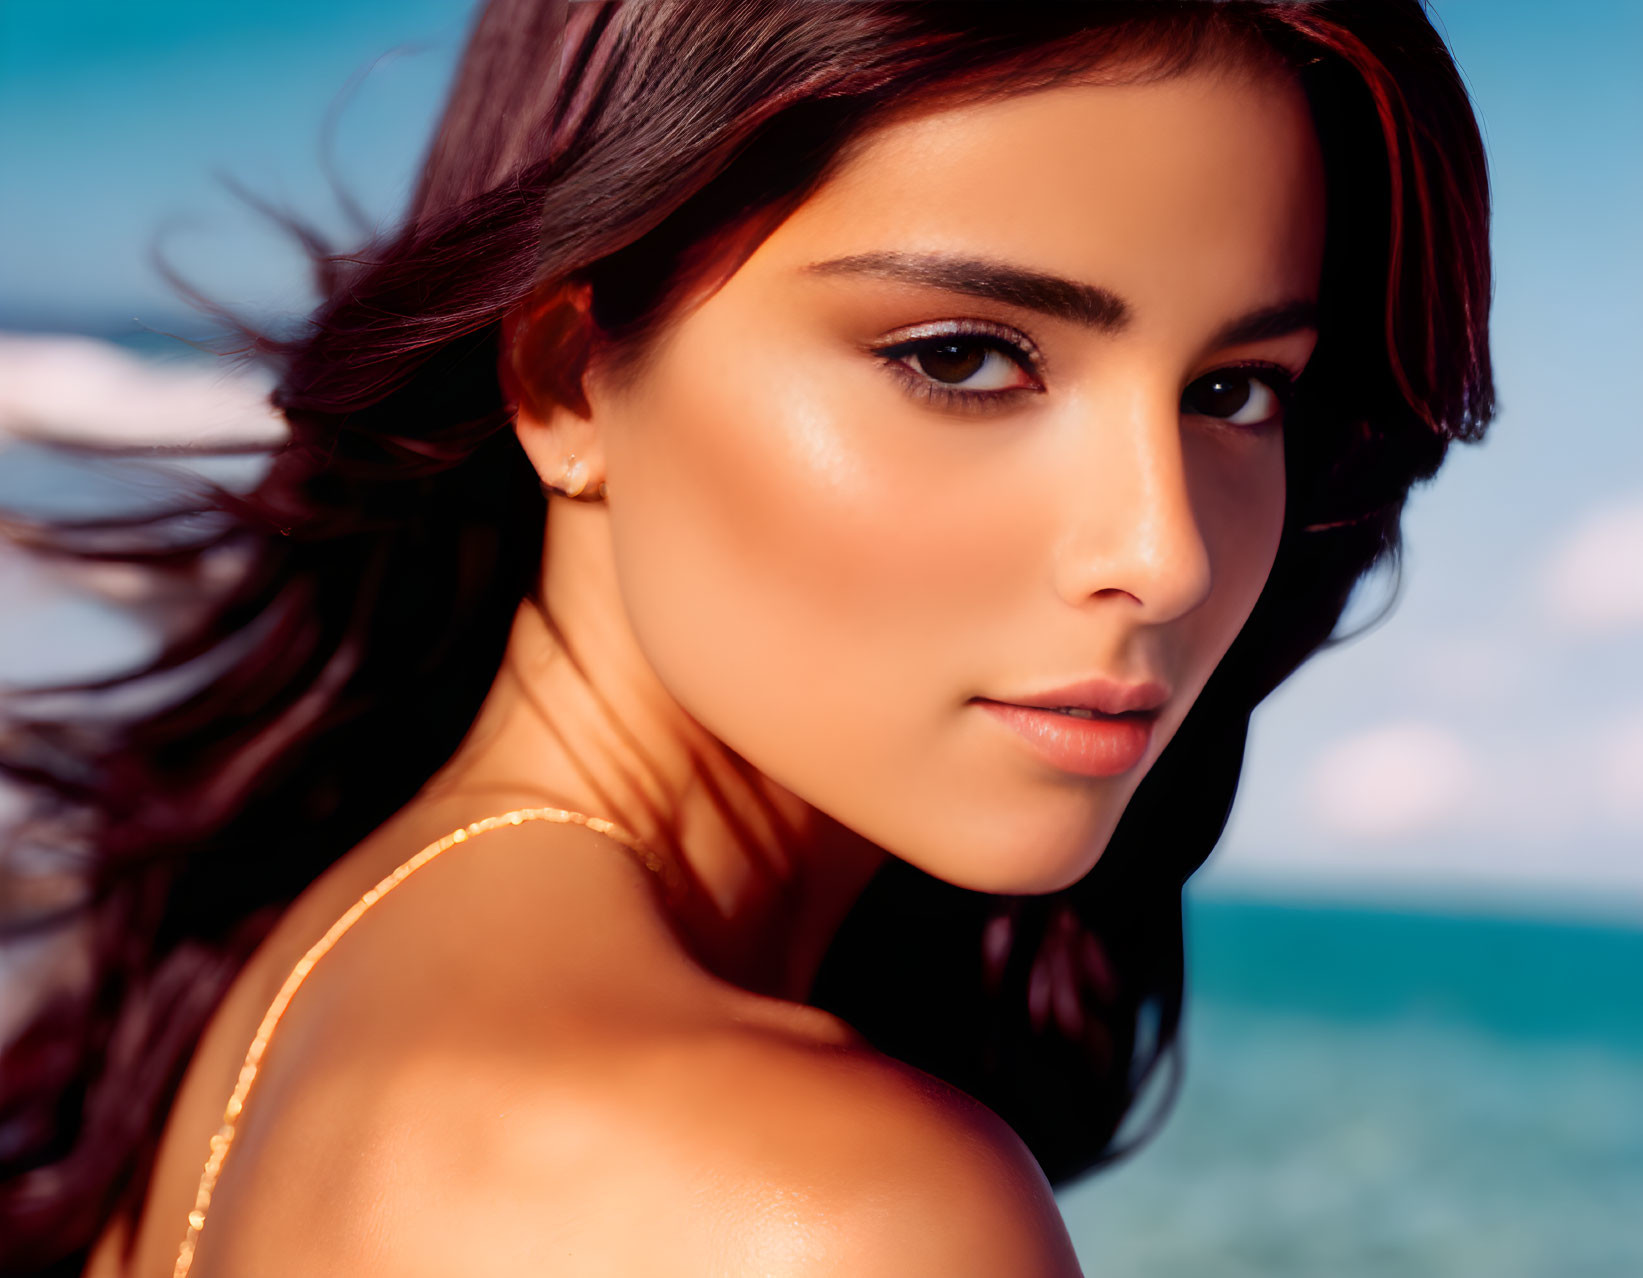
[995,852,1108,897]
[908,817,1119,898]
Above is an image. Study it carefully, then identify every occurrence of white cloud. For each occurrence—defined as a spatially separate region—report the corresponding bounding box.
[1596,707,1643,828]
[0,332,284,447]
[1307,721,1479,840]
[1539,497,1643,636]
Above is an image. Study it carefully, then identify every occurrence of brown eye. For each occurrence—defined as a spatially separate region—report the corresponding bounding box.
[883,335,1036,393]
[1181,367,1292,428]
[914,340,989,383]
[872,322,1042,408]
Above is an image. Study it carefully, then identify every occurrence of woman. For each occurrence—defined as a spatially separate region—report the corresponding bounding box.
[0,1,1492,1273]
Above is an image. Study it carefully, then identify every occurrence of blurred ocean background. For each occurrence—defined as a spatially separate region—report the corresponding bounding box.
[2,1,1639,1273]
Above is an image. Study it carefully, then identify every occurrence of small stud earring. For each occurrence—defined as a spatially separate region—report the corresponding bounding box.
[543,454,607,501]
[559,454,590,498]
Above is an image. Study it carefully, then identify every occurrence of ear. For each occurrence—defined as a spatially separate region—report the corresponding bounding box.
[501,280,607,498]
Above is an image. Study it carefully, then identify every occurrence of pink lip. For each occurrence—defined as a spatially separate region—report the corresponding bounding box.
[971,678,1167,778]
[975,700,1156,778]
[986,677,1170,716]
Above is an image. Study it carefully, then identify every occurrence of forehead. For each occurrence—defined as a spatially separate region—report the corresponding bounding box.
[743,64,1326,325]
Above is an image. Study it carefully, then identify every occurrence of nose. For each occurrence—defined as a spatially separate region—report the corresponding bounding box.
[1050,386,1214,624]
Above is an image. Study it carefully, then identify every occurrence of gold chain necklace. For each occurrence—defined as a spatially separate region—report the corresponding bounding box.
[172,806,660,1278]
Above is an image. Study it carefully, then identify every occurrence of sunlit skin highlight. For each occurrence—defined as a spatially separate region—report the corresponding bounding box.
[111,60,1326,1278]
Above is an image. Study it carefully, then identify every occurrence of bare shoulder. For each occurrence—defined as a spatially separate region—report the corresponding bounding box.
[647,1025,1087,1278]
[173,816,1079,1274]
[190,1008,1082,1277]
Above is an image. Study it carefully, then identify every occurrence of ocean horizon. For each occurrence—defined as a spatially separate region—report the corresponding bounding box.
[1059,890,1643,1276]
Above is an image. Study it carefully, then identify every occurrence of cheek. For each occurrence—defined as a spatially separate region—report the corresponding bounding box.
[602,320,1122,893]
[602,316,974,779]
[1189,429,1287,650]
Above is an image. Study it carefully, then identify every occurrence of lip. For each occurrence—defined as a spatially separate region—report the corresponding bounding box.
[974,700,1156,778]
[970,677,1167,778]
[985,676,1170,716]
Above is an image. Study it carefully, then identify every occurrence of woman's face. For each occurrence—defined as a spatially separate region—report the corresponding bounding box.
[590,61,1325,893]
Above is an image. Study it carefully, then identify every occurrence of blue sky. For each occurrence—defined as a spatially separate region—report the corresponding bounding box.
[2,0,1640,914]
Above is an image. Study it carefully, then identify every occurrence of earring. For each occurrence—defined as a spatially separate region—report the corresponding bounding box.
[545,454,608,501]
[559,454,590,498]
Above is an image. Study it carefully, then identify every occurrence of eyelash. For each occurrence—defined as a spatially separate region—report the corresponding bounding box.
[870,323,1299,428]
[1187,361,1299,432]
[871,319,1044,413]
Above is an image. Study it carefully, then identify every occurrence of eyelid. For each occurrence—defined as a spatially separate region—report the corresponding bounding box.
[866,319,1044,415]
[1202,359,1300,398]
[1237,355,1303,381]
[870,317,1046,376]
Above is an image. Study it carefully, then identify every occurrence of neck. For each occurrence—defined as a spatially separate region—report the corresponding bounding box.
[423,502,886,1001]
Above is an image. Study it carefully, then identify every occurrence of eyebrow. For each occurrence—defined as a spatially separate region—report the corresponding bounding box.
[802,250,1318,348]
[805,251,1129,331]
[1209,299,1320,349]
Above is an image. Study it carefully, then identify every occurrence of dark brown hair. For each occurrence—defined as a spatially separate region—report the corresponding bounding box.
[0,2,1491,1271]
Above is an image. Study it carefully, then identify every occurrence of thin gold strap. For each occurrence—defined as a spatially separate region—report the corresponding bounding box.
[173,806,658,1278]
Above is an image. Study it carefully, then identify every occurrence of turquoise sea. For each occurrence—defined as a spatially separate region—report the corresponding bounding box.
[1058,894,1643,1277]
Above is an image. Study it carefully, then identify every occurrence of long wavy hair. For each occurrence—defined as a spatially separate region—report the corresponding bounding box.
[0,1,1491,1271]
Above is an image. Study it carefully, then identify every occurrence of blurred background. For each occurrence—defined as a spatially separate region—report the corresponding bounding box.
[2,1,1639,1273]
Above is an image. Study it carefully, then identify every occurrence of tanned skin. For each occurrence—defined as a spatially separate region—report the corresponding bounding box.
[92,58,1324,1277]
